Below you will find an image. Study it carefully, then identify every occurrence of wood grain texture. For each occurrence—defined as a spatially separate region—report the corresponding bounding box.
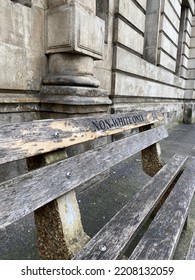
[186,229,195,260]
[186,158,195,260]
[0,126,168,229]
[130,157,195,260]
[0,111,163,165]
[74,154,188,260]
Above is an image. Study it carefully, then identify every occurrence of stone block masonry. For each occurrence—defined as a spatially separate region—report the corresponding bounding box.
[0,0,195,125]
[11,0,32,7]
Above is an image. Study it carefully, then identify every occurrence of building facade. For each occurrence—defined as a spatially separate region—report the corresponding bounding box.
[0,0,195,125]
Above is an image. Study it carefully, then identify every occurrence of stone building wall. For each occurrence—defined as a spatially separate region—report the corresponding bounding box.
[0,0,47,124]
[185,13,195,123]
[0,0,195,124]
[108,0,195,124]
[94,0,195,125]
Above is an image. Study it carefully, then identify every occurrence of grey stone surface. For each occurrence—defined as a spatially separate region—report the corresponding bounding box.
[188,0,195,14]
[183,103,195,123]
[42,0,110,113]
[117,0,145,33]
[0,123,195,259]
[114,18,144,55]
[160,15,179,46]
[143,0,161,64]
[0,0,194,123]
[169,0,181,17]
[0,0,45,91]
[136,0,146,10]
[11,0,32,7]
[163,0,180,30]
[158,50,176,73]
[113,72,184,99]
[48,54,94,75]
[114,46,185,88]
[46,3,105,60]
[159,33,177,60]
[47,0,96,12]
[32,0,47,9]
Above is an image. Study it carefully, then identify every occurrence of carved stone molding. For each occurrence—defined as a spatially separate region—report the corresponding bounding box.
[41,0,111,114]
[46,3,105,60]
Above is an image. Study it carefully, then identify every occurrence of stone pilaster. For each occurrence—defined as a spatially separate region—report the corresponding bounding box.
[184,16,195,123]
[34,1,111,259]
[40,0,111,116]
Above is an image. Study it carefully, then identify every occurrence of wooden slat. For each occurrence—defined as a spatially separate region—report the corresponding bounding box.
[0,110,163,165]
[130,158,195,260]
[186,229,195,260]
[74,154,187,260]
[0,126,167,229]
[186,158,195,260]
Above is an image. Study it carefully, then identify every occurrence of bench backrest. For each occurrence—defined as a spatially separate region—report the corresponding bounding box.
[0,110,167,229]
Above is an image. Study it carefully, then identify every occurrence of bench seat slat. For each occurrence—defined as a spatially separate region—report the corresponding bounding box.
[0,111,163,165]
[0,126,167,229]
[74,154,187,260]
[186,229,195,260]
[130,157,195,260]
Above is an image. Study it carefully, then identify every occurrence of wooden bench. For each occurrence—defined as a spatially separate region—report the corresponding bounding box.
[0,110,195,260]
[186,230,195,260]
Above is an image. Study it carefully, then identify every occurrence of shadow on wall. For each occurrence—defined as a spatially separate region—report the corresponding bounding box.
[11,0,32,8]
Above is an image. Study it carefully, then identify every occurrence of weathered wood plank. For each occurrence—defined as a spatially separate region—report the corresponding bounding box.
[0,111,163,165]
[74,154,188,260]
[186,228,195,260]
[0,126,168,229]
[130,158,195,260]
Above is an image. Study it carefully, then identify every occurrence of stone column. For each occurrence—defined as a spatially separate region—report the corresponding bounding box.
[143,0,162,64]
[184,16,195,124]
[34,0,111,259]
[41,0,111,116]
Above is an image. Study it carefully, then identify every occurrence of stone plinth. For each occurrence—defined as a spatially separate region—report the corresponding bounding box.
[43,53,100,87]
[41,86,111,106]
[41,1,111,114]
[47,0,96,13]
[46,4,105,60]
